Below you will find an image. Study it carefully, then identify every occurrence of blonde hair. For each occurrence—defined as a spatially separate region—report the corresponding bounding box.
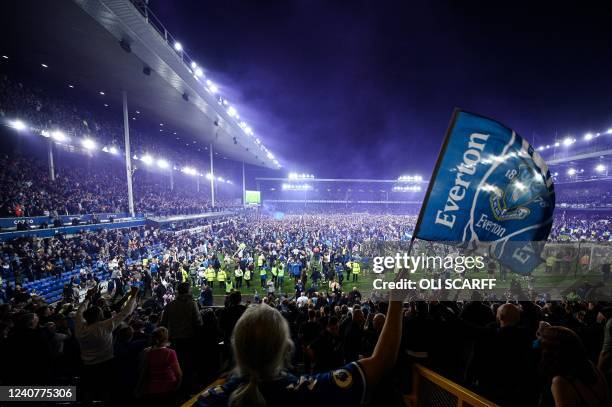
[229,304,294,407]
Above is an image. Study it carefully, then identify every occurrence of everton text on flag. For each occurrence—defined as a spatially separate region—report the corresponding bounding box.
[414,109,555,274]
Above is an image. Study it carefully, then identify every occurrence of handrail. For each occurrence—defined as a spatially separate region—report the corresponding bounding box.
[128,0,201,82]
[405,364,500,407]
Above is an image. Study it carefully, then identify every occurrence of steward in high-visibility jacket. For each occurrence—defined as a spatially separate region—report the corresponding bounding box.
[217,269,227,289]
[351,261,361,282]
[244,268,252,288]
[260,266,267,288]
[234,268,244,288]
[257,254,266,268]
[276,263,285,288]
[205,267,216,288]
[225,278,233,294]
[181,268,189,283]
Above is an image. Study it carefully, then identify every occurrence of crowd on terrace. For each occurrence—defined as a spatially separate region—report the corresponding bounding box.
[0,213,610,406]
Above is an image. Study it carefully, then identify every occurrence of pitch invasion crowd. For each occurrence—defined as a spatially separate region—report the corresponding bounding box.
[0,213,611,406]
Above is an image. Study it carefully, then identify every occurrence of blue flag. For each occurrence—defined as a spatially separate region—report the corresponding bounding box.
[414,110,555,274]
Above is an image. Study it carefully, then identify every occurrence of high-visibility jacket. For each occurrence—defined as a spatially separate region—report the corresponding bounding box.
[271,266,278,277]
[182,269,189,282]
[277,264,285,277]
[257,255,265,267]
[546,256,556,267]
[225,279,233,293]
[352,262,361,275]
[205,268,216,282]
[217,270,226,282]
[244,269,251,280]
[260,267,267,277]
[235,268,243,278]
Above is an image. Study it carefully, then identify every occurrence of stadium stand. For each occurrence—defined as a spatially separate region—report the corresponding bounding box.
[1,2,611,406]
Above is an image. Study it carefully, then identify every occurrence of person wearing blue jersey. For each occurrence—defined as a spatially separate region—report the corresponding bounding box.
[195,299,403,407]
[290,261,302,284]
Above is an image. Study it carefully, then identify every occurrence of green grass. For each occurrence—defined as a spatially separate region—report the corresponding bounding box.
[194,266,604,300]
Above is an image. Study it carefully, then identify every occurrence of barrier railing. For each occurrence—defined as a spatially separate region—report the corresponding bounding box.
[405,364,499,407]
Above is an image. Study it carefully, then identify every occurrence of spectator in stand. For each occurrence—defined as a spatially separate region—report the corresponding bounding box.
[75,285,139,405]
[135,326,182,406]
[539,326,609,407]
[195,300,403,406]
[160,282,202,394]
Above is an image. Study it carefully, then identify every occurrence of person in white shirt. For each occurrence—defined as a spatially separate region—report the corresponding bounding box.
[297,292,309,308]
[75,285,139,404]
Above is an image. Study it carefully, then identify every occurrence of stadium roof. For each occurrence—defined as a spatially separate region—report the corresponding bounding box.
[0,0,278,169]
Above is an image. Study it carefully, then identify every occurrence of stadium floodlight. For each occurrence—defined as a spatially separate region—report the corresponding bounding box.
[596,164,606,173]
[133,155,139,160]
[227,106,237,117]
[52,130,67,142]
[553,172,558,176]
[157,159,169,169]
[205,173,213,180]
[563,137,575,146]
[206,80,218,93]
[181,166,196,176]
[554,142,560,147]
[567,168,576,176]
[537,146,544,151]
[546,145,550,149]
[99,91,105,95]
[267,152,274,160]
[288,172,298,180]
[245,127,253,136]
[191,61,197,69]
[8,119,27,131]
[1,55,8,59]
[584,133,594,141]
[174,42,183,51]
[141,154,153,165]
[217,176,224,182]
[194,67,204,77]
[81,138,96,150]
[41,63,48,68]
[102,147,108,153]
[604,128,612,134]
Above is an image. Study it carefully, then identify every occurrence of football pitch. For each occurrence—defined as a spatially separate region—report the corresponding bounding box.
[197,266,606,302]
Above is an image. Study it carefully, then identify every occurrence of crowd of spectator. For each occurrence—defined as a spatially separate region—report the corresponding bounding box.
[556,185,612,209]
[0,153,239,218]
[1,68,612,406]
[550,213,611,242]
[0,213,610,406]
[0,73,220,168]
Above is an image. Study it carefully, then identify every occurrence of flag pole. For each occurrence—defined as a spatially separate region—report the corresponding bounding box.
[392,109,461,301]
[412,108,461,239]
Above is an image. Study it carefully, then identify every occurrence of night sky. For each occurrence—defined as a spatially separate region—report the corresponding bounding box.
[152,1,612,178]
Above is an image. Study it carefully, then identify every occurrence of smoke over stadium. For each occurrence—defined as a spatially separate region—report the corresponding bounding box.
[0,1,611,406]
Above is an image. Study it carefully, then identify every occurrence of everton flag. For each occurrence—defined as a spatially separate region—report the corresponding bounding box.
[414,110,555,274]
